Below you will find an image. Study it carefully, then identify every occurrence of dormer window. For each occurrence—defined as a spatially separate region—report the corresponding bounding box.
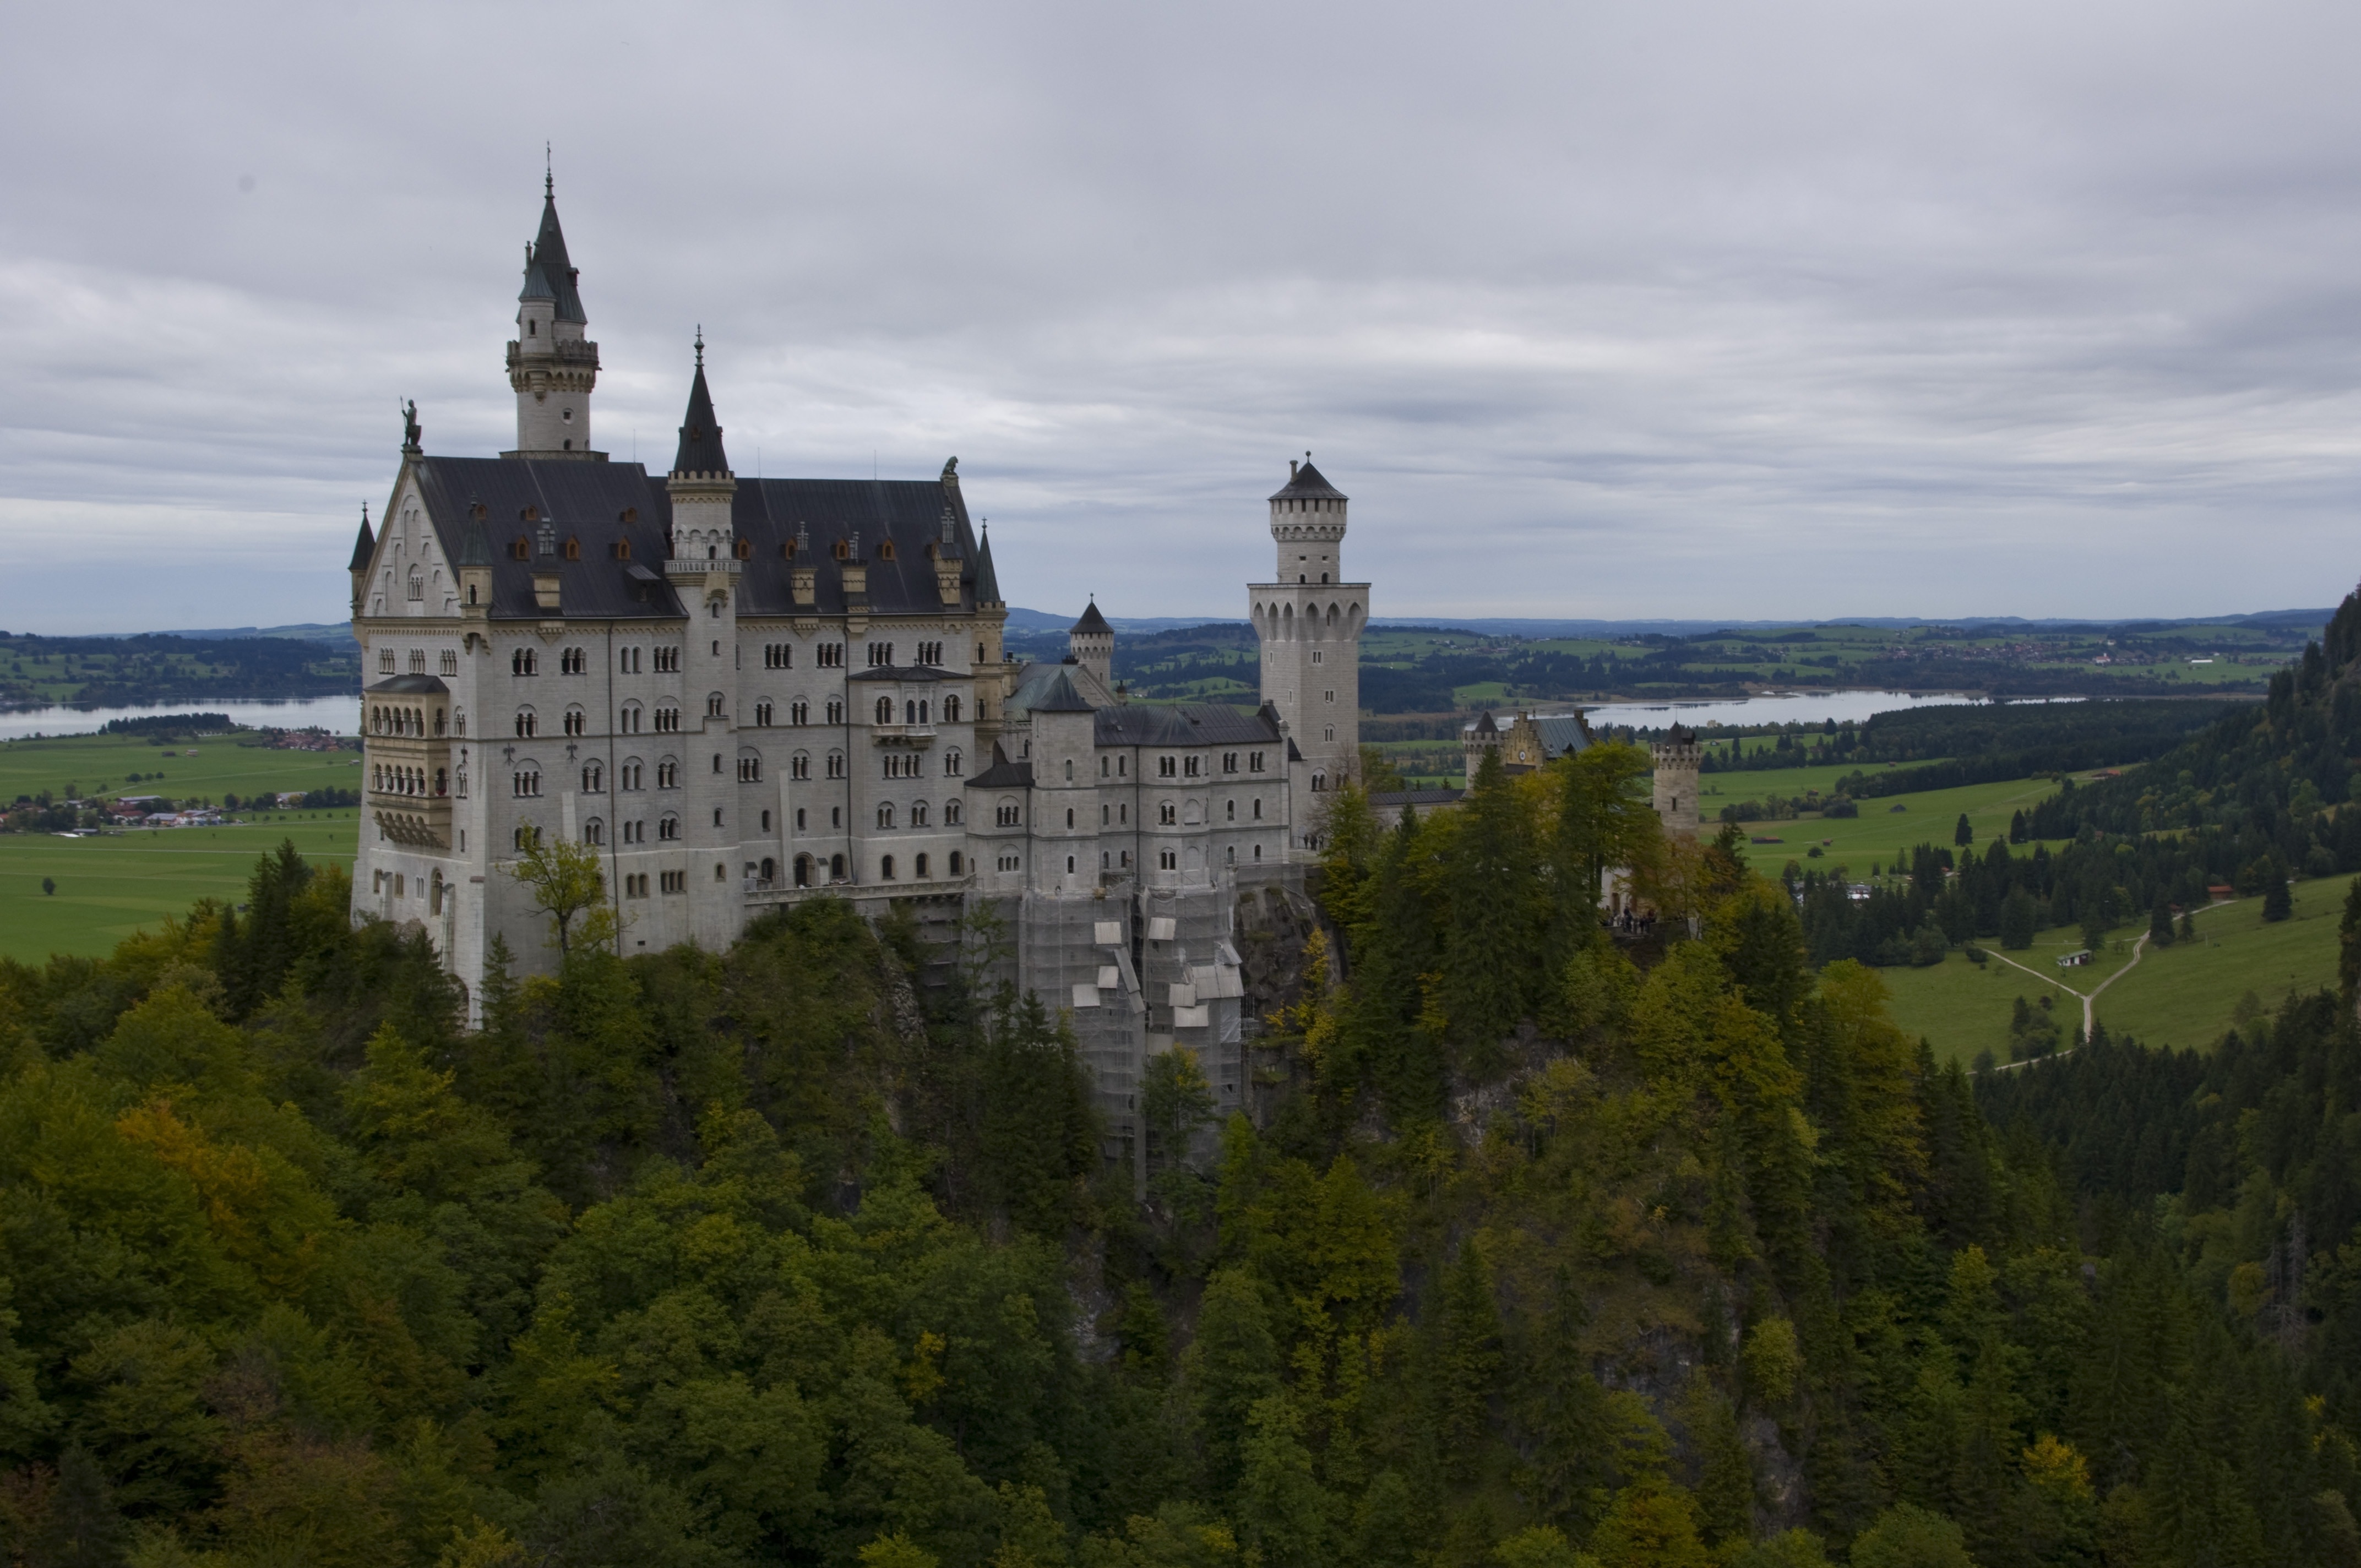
[619,506,639,524]
[834,540,851,560]
[878,541,896,561]
[564,536,581,560]
[521,504,539,522]
[512,537,530,560]
[735,537,752,559]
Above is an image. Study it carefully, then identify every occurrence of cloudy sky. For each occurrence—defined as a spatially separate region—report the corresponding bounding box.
[4,1,2359,633]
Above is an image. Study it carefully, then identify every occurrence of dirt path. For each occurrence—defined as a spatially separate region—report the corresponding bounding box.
[1978,894,2249,1065]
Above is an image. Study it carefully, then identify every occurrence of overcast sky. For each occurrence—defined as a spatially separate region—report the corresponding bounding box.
[4,1,2359,633]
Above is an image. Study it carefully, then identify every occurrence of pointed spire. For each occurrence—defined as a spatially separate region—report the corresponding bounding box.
[669,339,731,477]
[1071,598,1112,636]
[518,175,585,323]
[456,509,493,567]
[347,503,376,570]
[974,521,1002,605]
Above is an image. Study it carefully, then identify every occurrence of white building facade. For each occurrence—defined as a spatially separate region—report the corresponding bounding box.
[349,183,1367,1157]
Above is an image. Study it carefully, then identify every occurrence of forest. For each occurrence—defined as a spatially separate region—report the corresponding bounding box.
[7,610,2361,1564]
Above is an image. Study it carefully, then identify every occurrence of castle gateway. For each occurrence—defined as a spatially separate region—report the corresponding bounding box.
[349,180,1364,1154]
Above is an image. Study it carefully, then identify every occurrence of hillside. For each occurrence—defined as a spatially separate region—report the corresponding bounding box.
[1,733,2355,1564]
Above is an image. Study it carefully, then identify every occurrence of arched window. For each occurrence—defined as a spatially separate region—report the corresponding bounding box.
[945,799,963,826]
[875,696,893,725]
[407,569,423,601]
[794,854,813,888]
[563,706,585,736]
[880,855,896,881]
[943,694,961,722]
[659,814,680,841]
[829,853,846,880]
[911,802,929,827]
[949,851,964,875]
[584,818,604,846]
[945,748,964,776]
[515,708,537,738]
[582,761,603,793]
[790,699,809,726]
[878,803,896,829]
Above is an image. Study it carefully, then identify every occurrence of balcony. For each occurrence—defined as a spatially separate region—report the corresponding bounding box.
[663,556,743,579]
[870,723,937,744]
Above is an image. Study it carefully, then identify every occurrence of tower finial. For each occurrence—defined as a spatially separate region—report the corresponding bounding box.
[694,325,704,368]
[545,142,552,198]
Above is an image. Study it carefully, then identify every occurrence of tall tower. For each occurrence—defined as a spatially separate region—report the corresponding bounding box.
[663,339,743,946]
[1249,456,1367,793]
[1651,723,1702,840]
[505,173,603,460]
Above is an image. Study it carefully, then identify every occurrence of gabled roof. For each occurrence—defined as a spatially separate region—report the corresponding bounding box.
[1071,600,1112,637]
[670,342,730,477]
[1269,456,1346,503]
[348,506,376,571]
[1092,703,1282,748]
[1531,715,1592,759]
[399,456,987,623]
[1030,670,1096,714]
[519,187,587,324]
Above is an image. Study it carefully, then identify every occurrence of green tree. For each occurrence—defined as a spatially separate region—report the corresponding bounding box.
[2262,863,2293,922]
[1586,1480,1709,1568]
[507,827,614,955]
[2147,900,2175,946]
[1847,1502,1974,1568]
[1999,888,2037,950]
[27,1442,129,1568]
[40,877,54,896]
[1441,748,1546,1050]
[1235,1394,1332,1565]
[1144,1047,1216,1172]
[1954,813,1973,847]
[1183,1269,1281,1499]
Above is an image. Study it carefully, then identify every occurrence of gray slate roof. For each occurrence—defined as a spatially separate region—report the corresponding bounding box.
[348,509,376,571]
[1370,788,1464,809]
[401,455,986,623]
[1030,671,1095,713]
[366,674,450,696]
[965,744,1033,789]
[1269,457,1346,503]
[520,189,587,324]
[670,347,730,477]
[1070,601,1112,636]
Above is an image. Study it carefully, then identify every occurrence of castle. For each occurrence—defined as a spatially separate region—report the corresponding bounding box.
[348,181,1367,1156]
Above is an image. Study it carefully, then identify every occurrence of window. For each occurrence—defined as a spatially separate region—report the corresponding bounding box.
[455,707,467,737]
[657,760,679,789]
[652,646,681,673]
[949,851,964,875]
[621,646,641,673]
[875,696,893,725]
[916,853,929,878]
[1065,807,1074,827]
[1118,755,1128,776]
[1066,856,1076,874]
[826,752,846,779]
[1102,804,1111,825]
[1159,850,1178,870]
[945,748,964,776]
[624,820,645,843]
[378,649,395,673]
[659,815,680,841]
[661,869,686,894]
[1253,798,1264,820]
[1325,691,1335,703]
[1226,845,1236,864]
[880,855,896,880]
[755,700,773,726]
[825,699,845,725]
[620,704,642,733]
[817,643,845,668]
[738,754,762,782]
[439,650,459,676]
[866,642,896,667]
[561,647,587,674]
[1313,649,1324,665]
[917,641,943,665]
[1222,752,1238,773]
[407,569,423,601]
[878,804,896,829]
[563,707,585,736]
[1064,759,1074,782]
[512,648,537,676]
[625,873,649,898]
[790,700,809,726]
[1312,772,1326,792]
[514,709,537,737]
[621,760,644,791]
[1184,756,1201,777]
[584,818,604,846]
[796,808,807,830]
[1323,726,1334,742]
[1158,756,1177,778]
[409,648,426,673]
[1226,799,1235,821]
[760,809,771,831]
[791,753,811,781]
[1159,802,1177,825]
[764,644,793,668]
[1100,756,1110,778]
[655,705,680,733]
[1249,751,1266,772]
[997,802,1022,827]
[513,769,541,797]
[945,800,962,825]
[713,808,723,826]
[583,762,604,792]
[707,693,726,718]
[997,854,1021,871]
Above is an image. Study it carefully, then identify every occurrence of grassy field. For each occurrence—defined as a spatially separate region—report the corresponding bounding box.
[0,732,365,963]
[0,816,360,963]
[1729,772,2066,879]
[0,730,363,805]
[1881,872,2355,1064]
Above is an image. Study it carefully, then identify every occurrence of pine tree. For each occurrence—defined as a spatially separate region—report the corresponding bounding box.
[1184,1268,1282,1498]
[1955,812,1974,847]
[1440,747,1545,1053]
[2262,864,2293,922]
[28,1443,128,1568]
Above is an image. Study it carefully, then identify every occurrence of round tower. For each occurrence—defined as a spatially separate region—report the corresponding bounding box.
[506,172,603,460]
[1069,598,1114,689]
[1249,455,1368,793]
[1651,723,1702,840]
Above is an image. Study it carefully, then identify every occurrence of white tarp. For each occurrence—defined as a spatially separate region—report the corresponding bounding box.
[1168,982,1197,1007]
[1094,921,1124,946]
[1097,965,1121,990]
[1071,984,1102,1009]
[1172,1004,1211,1029]
[1146,917,1177,941]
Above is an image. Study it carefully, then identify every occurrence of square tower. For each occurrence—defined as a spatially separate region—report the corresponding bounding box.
[1248,456,1367,800]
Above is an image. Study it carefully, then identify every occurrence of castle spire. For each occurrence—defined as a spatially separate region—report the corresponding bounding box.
[507,174,601,459]
[670,339,730,477]
[347,503,375,571]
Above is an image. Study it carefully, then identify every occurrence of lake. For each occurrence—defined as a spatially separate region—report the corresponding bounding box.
[1584,689,2080,731]
[0,694,358,742]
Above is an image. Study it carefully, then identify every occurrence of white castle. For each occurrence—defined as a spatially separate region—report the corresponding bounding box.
[349,181,1367,1150]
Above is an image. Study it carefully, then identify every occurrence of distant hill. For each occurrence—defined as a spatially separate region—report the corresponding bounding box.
[148,623,358,645]
[1008,608,2337,640]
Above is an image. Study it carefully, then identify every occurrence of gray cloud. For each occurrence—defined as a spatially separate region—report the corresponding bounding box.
[3,0,2359,631]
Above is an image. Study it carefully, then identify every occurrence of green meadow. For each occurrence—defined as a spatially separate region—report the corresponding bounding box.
[0,732,364,963]
[1879,872,2355,1065]
[1728,772,2066,879]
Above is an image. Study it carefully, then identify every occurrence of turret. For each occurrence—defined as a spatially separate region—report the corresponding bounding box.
[347,504,376,613]
[1069,599,1113,688]
[1464,710,1499,786]
[505,172,602,460]
[665,334,737,563]
[1269,455,1347,583]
